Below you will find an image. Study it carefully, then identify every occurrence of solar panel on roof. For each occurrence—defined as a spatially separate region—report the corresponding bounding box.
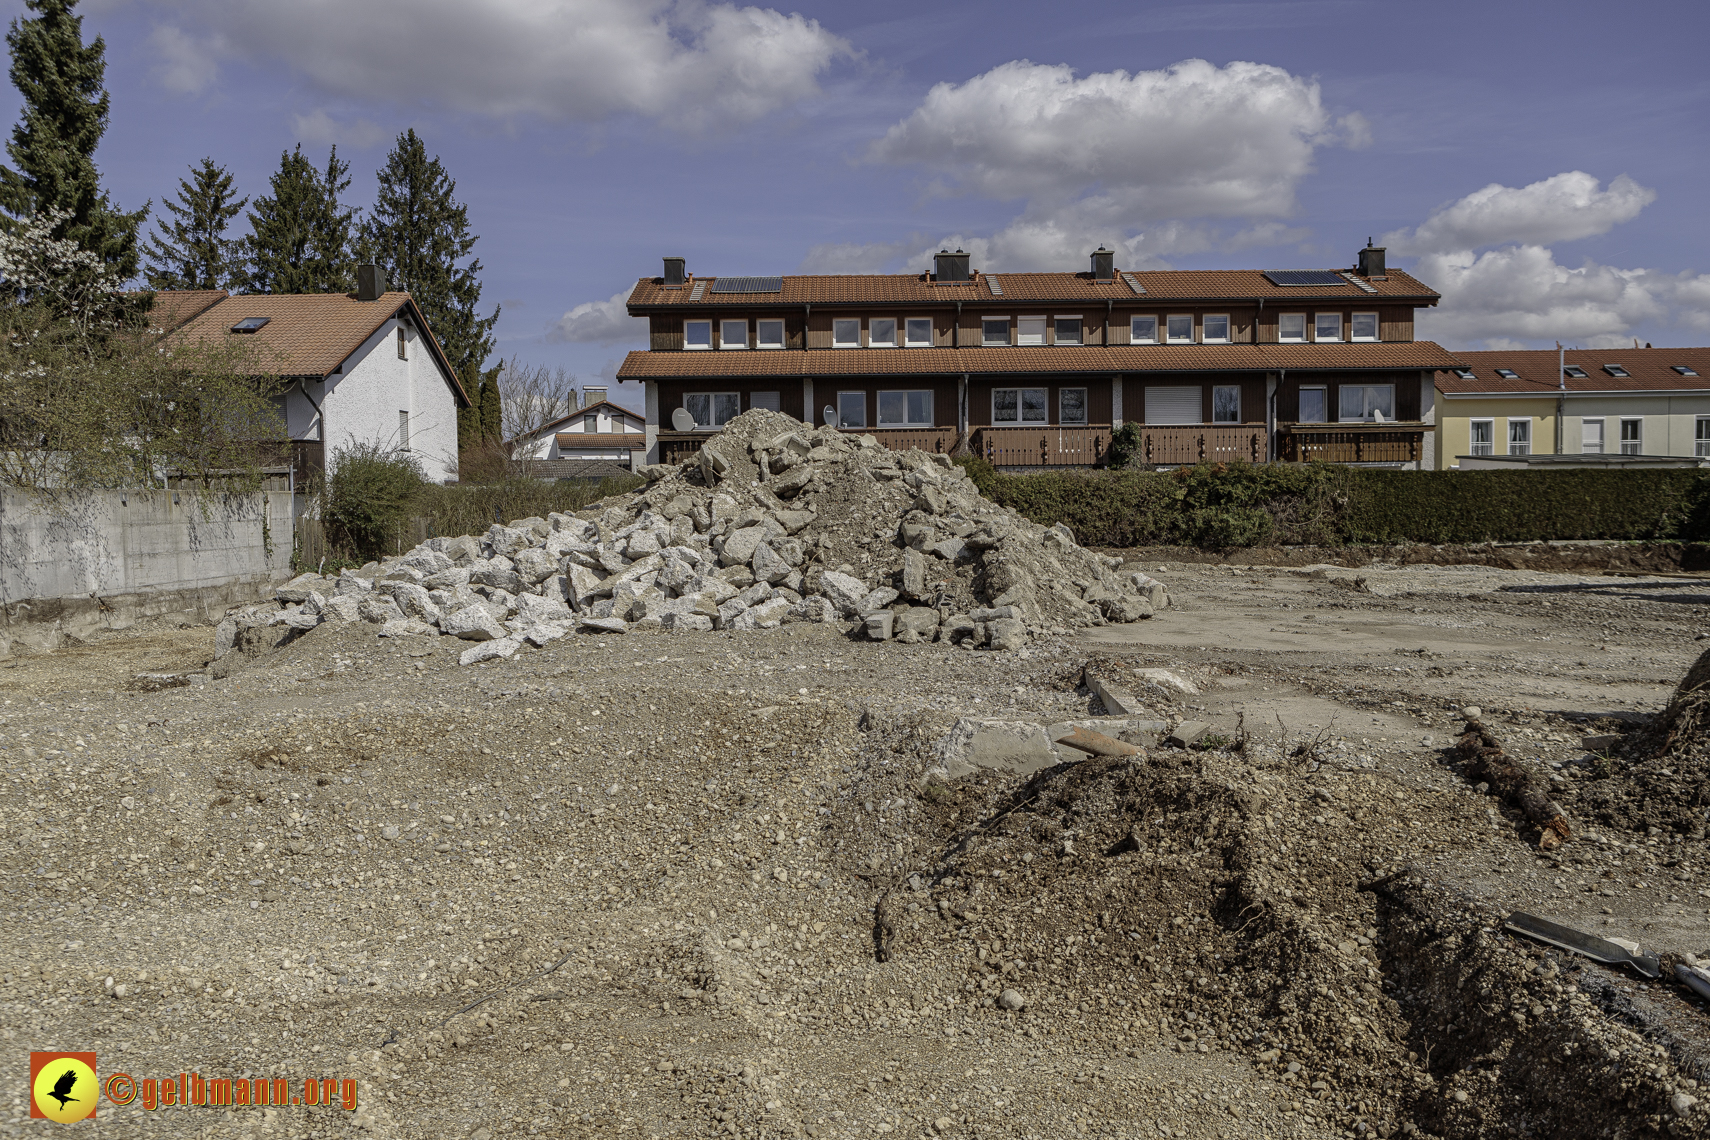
[1263,270,1349,287]
[986,275,1003,296]
[709,276,783,293]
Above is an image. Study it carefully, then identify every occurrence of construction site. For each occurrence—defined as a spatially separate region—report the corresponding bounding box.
[5,422,1710,1139]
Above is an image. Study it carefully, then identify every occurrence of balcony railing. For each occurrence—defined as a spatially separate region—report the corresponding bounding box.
[977,425,1110,467]
[1279,423,1429,464]
[1132,425,1267,466]
[839,426,960,454]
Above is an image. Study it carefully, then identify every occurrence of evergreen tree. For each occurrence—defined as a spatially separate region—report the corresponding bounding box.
[359,129,497,375]
[478,369,502,444]
[0,0,145,278]
[456,362,484,453]
[142,157,246,290]
[243,144,356,294]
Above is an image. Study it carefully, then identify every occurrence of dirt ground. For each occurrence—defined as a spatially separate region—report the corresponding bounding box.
[5,552,1710,1139]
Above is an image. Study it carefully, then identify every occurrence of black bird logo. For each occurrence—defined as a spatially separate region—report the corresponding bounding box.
[46,1067,79,1110]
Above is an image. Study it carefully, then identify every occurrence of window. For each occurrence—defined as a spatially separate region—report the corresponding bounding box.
[719,319,748,349]
[1582,419,1605,454]
[1017,316,1046,346]
[1603,364,1629,378]
[684,393,740,429]
[1298,386,1326,423]
[1130,315,1158,344]
[1494,368,1520,380]
[1059,388,1087,424]
[1212,385,1241,423]
[869,318,897,348]
[1055,316,1082,345]
[684,320,712,349]
[397,326,407,359]
[878,390,933,427]
[583,412,599,433]
[1202,314,1231,343]
[1314,313,1342,341]
[832,319,860,348]
[1350,312,1378,341]
[992,388,1047,424]
[836,391,866,429]
[905,318,933,347]
[1562,365,1588,379]
[1450,368,1475,380]
[1507,418,1531,456]
[750,391,781,412]
[1469,419,1494,456]
[1166,314,1194,343]
[1338,383,1394,421]
[398,410,410,450]
[1278,313,1306,343]
[1676,365,1701,377]
[1144,386,1201,425]
[1697,417,1710,458]
[756,319,785,349]
[230,316,270,334]
[981,317,1010,346]
[1620,418,1642,455]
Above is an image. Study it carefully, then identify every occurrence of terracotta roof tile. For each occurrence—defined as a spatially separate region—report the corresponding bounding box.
[145,289,228,331]
[1436,347,1710,394]
[626,268,1439,308]
[617,342,1464,380]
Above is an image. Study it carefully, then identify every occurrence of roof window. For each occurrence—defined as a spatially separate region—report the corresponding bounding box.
[1603,364,1630,378]
[1494,368,1520,380]
[1450,368,1475,380]
[230,316,270,334]
[1674,365,1700,377]
[1562,365,1588,379]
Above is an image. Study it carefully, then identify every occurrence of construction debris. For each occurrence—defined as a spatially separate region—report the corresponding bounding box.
[1455,716,1573,848]
[1500,911,1660,978]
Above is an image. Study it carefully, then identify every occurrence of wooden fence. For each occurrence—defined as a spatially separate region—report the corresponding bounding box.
[978,425,1110,467]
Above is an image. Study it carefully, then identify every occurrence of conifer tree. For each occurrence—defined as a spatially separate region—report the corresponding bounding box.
[359,129,497,375]
[243,144,356,294]
[478,369,502,444]
[0,0,145,277]
[456,362,484,453]
[142,157,246,290]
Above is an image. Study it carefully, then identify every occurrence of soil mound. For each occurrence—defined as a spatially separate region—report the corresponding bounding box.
[1578,646,1710,835]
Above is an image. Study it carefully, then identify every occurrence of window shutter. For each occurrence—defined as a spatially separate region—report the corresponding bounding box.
[1144,386,1202,425]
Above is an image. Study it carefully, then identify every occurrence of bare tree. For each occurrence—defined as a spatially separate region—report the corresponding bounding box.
[497,357,581,469]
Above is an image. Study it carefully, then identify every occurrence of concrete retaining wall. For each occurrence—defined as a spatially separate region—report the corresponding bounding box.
[0,488,293,656]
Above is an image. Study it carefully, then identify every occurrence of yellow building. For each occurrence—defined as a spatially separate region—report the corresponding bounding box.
[1435,347,1710,468]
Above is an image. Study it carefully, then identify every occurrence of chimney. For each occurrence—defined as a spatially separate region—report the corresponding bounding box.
[933,248,970,283]
[662,257,686,287]
[355,264,387,301]
[1357,239,1386,279]
[582,385,607,406]
[1090,245,1114,281]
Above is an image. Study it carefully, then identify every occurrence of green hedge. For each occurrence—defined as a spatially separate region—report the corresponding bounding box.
[953,458,1710,548]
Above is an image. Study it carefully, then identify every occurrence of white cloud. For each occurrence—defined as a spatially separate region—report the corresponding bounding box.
[1384,171,1655,255]
[797,239,915,274]
[864,58,1356,270]
[290,109,387,150]
[548,290,649,345]
[144,0,852,132]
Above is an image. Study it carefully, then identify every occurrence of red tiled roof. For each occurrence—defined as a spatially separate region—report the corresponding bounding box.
[1435,347,1710,394]
[145,289,228,331]
[617,342,1464,379]
[163,291,471,405]
[626,269,1439,308]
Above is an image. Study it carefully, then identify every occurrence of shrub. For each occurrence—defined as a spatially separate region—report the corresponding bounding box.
[318,442,426,561]
[411,475,644,538]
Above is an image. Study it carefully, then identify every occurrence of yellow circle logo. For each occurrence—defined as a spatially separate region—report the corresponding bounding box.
[33,1056,97,1123]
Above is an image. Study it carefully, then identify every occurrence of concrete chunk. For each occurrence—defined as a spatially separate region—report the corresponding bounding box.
[817,571,869,616]
[1167,721,1211,748]
[441,605,506,642]
[933,718,1061,780]
[864,610,895,640]
[459,636,521,665]
[1084,671,1143,715]
[579,616,629,634]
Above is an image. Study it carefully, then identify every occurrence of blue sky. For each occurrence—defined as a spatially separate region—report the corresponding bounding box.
[47,0,1710,409]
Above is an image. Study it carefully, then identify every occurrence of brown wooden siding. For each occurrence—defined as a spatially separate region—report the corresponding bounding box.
[966,378,1112,428]
[822,380,962,431]
[1379,307,1413,341]
[650,314,681,351]
[1277,372,1421,422]
[661,380,805,424]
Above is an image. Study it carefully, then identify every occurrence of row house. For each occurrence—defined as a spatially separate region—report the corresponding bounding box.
[618,245,1463,470]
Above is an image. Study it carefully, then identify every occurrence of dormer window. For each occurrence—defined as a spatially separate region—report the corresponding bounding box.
[1604,364,1629,378]
[231,316,270,334]
[1494,368,1520,380]
[1562,365,1588,379]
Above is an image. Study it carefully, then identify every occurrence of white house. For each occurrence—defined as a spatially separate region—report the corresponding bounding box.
[158,269,471,492]
[508,387,648,478]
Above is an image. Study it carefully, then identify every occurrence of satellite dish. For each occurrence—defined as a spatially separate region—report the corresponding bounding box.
[671,407,696,431]
[823,405,838,428]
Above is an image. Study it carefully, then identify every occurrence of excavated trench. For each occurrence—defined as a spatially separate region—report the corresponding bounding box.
[833,706,1710,1139]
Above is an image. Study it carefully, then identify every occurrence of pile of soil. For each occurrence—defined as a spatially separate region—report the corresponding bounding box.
[1579,647,1710,836]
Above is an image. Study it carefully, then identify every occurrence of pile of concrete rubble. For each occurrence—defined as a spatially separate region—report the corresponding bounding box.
[218,410,1168,667]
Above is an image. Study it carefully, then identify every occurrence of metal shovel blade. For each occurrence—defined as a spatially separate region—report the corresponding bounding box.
[1501,911,1661,978]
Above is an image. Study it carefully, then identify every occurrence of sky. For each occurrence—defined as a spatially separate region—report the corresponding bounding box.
[41,0,1710,411]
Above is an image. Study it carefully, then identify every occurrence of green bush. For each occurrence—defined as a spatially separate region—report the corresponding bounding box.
[412,475,644,538]
[319,442,426,561]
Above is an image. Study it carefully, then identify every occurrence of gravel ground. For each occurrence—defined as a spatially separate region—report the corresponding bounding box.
[4,554,1710,1139]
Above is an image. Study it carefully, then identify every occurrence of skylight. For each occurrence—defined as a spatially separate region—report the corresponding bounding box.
[1674,365,1700,377]
[1450,368,1475,380]
[1603,364,1630,378]
[1562,365,1588,379]
[1262,270,1349,287]
[230,316,270,333]
[1494,368,1520,379]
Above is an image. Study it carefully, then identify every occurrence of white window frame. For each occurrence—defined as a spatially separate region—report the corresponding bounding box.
[1278,313,1307,343]
[1314,312,1343,342]
[992,387,1048,425]
[1469,418,1495,457]
[835,391,867,429]
[1017,315,1047,346]
[904,317,934,347]
[981,317,1010,347]
[1211,385,1241,423]
[1350,311,1379,342]
[684,319,712,350]
[878,389,934,428]
[1620,417,1643,455]
[398,410,411,450]
[1054,315,1083,345]
[831,318,861,348]
[1507,418,1531,456]
[1337,383,1395,422]
[396,326,407,360]
[1581,418,1605,454]
[718,318,748,349]
[1297,385,1326,423]
[1130,315,1158,344]
[1166,314,1194,344]
[1697,416,1710,458]
[755,319,785,350]
[684,392,740,430]
[1202,314,1231,344]
[868,317,898,348]
[1059,388,1088,425]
